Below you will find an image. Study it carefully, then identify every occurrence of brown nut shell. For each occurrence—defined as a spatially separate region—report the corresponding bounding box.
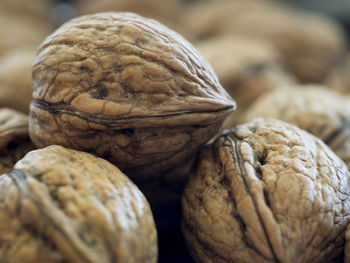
[182,118,350,263]
[30,12,235,179]
[0,145,157,263]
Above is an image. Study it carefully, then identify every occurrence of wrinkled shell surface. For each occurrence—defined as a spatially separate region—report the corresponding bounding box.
[0,108,35,174]
[182,118,350,263]
[244,85,350,169]
[30,12,235,179]
[0,145,157,263]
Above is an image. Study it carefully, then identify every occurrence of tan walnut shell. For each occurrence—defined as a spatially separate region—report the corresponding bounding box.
[29,12,235,179]
[0,145,157,263]
[182,118,350,263]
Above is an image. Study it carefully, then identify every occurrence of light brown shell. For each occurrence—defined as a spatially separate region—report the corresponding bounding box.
[182,118,350,263]
[29,12,235,179]
[243,85,350,169]
[0,145,157,263]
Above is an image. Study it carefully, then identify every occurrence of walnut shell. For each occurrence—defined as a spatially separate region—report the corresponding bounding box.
[182,118,350,263]
[0,145,157,263]
[243,85,350,169]
[0,108,35,174]
[29,12,235,179]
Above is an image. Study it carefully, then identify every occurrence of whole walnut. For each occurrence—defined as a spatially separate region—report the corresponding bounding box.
[0,145,157,263]
[243,85,350,169]
[0,108,35,175]
[182,118,350,263]
[0,49,36,113]
[29,12,235,180]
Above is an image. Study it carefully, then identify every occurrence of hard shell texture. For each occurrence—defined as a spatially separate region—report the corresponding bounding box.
[30,12,235,179]
[243,85,350,169]
[0,145,157,263]
[182,118,350,263]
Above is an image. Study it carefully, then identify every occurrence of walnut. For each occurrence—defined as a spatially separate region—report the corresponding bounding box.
[0,145,157,263]
[0,12,52,55]
[0,108,35,174]
[183,0,347,83]
[29,12,235,179]
[325,52,350,94]
[182,118,350,263]
[196,36,294,127]
[0,49,36,114]
[243,85,350,169]
[0,0,54,22]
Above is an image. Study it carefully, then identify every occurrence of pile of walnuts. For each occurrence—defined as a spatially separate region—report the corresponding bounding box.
[1,0,350,262]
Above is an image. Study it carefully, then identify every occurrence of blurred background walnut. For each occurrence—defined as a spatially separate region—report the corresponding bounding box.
[0,145,157,263]
[196,36,295,127]
[183,0,348,83]
[0,49,36,114]
[0,108,35,175]
[183,118,350,263]
[325,52,350,94]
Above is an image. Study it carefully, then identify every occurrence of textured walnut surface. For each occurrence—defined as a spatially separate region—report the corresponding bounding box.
[30,12,235,179]
[243,85,350,169]
[182,118,350,263]
[0,49,36,113]
[0,145,157,263]
[0,108,35,175]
